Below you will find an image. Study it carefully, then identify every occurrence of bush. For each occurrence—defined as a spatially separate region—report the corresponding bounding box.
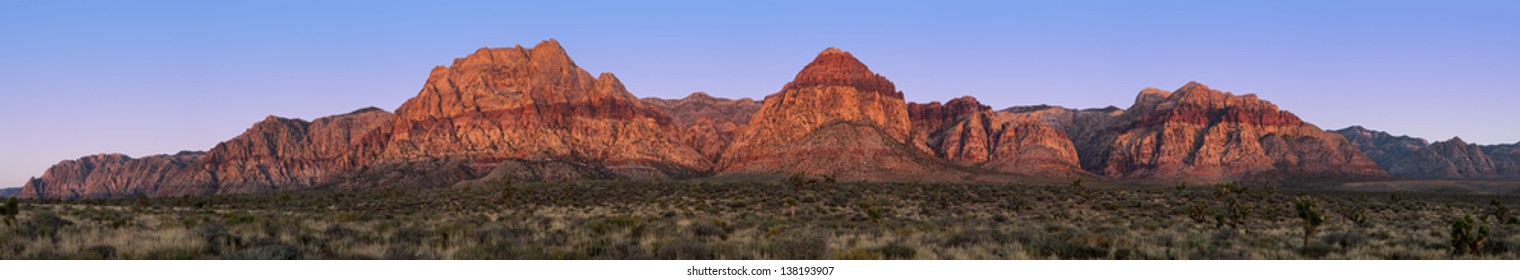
[224,243,300,260]
[1187,201,1209,224]
[655,238,712,260]
[1450,214,1490,256]
[875,243,916,260]
[765,231,828,260]
[1214,197,1249,229]
[18,211,72,242]
[2,197,17,227]
[1488,200,1513,225]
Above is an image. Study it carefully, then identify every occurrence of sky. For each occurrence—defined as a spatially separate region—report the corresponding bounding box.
[1,0,1517,187]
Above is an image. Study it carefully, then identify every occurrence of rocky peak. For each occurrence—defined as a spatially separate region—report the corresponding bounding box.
[719,48,922,177]
[397,39,601,121]
[781,48,898,98]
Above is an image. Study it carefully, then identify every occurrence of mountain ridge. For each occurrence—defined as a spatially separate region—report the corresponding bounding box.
[21,39,1508,199]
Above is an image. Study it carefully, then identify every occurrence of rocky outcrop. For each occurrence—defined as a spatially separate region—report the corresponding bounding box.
[18,152,205,199]
[364,39,707,181]
[1335,126,1520,179]
[1068,82,1387,182]
[720,48,960,179]
[18,108,393,199]
[642,92,762,163]
[908,97,1085,176]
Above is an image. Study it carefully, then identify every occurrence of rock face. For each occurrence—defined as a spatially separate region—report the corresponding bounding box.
[364,39,707,181]
[1066,82,1387,182]
[642,92,762,163]
[19,152,205,199]
[19,40,710,199]
[907,97,1085,176]
[21,40,1467,199]
[720,48,961,179]
[1335,126,1520,179]
[18,108,393,199]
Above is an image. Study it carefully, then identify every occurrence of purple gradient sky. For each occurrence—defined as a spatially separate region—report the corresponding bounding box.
[2,0,1517,187]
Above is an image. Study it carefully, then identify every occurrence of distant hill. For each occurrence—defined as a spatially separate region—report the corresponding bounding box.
[0,187,19,198]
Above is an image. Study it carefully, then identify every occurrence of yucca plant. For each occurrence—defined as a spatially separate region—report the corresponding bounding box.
[1450,214,1491,256]
[1294,195,1325,248]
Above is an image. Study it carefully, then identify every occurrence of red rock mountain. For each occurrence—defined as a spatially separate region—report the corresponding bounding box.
[907,97,1085,177]
[19,107,391,199]
[358,39,707,181]
[18,40,1446,199]
[642,92,762,163]
[719,48,965,180]
[1051,82,1388,182]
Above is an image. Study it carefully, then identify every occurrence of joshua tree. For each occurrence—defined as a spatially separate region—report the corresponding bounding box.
[786,197,798,221]
[859,201,883,226]
[1215,197,1251,229]
[1488,200,1512,224]
[1451,214,1491,256]
[1294,195,1325,248]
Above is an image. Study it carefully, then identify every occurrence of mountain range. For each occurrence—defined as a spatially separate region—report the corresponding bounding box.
[16,40,1517,199]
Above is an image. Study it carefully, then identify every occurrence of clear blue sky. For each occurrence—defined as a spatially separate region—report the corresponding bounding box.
[2,0,1517,186]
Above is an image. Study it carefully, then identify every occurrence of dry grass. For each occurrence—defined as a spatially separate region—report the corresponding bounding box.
[2,179,1518,259]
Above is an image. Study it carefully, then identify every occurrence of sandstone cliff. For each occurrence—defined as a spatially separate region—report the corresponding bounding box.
[364,39,707,181]
[1063,82,1388,182]
[720,48,963,179]
[642,92,762,164]
[908,97,1085,177]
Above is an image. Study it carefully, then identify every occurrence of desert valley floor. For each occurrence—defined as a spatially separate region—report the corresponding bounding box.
[3,178,1518,260]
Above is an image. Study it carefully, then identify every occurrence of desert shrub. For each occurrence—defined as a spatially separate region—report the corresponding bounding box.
[1174,182,1187,192]
[1213,182,1245,198]
[389,226,430,246]
[1338,199,1370,227]
[690,222,727,239]
[585,216,642,235]
[1294,196,1325,248]
[943,229,1018,248]
[1450,214,1490,256]
[1035,231,1120,259]
[655,238,712,260]
[18,211,72,242]
[194,222,240,256]
[875,242,916,260]
[1321,231,1367,249]
[384,243,421,260]
[1488,200,1513,224]
[1187,201,1209,224]
[224,243,300,260]
[1214,197,1249,229]
[583,238,650,260]
[857,201,884,225]
[78,245,117,260]
[2,197,16,226]
[764,231,828,260]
